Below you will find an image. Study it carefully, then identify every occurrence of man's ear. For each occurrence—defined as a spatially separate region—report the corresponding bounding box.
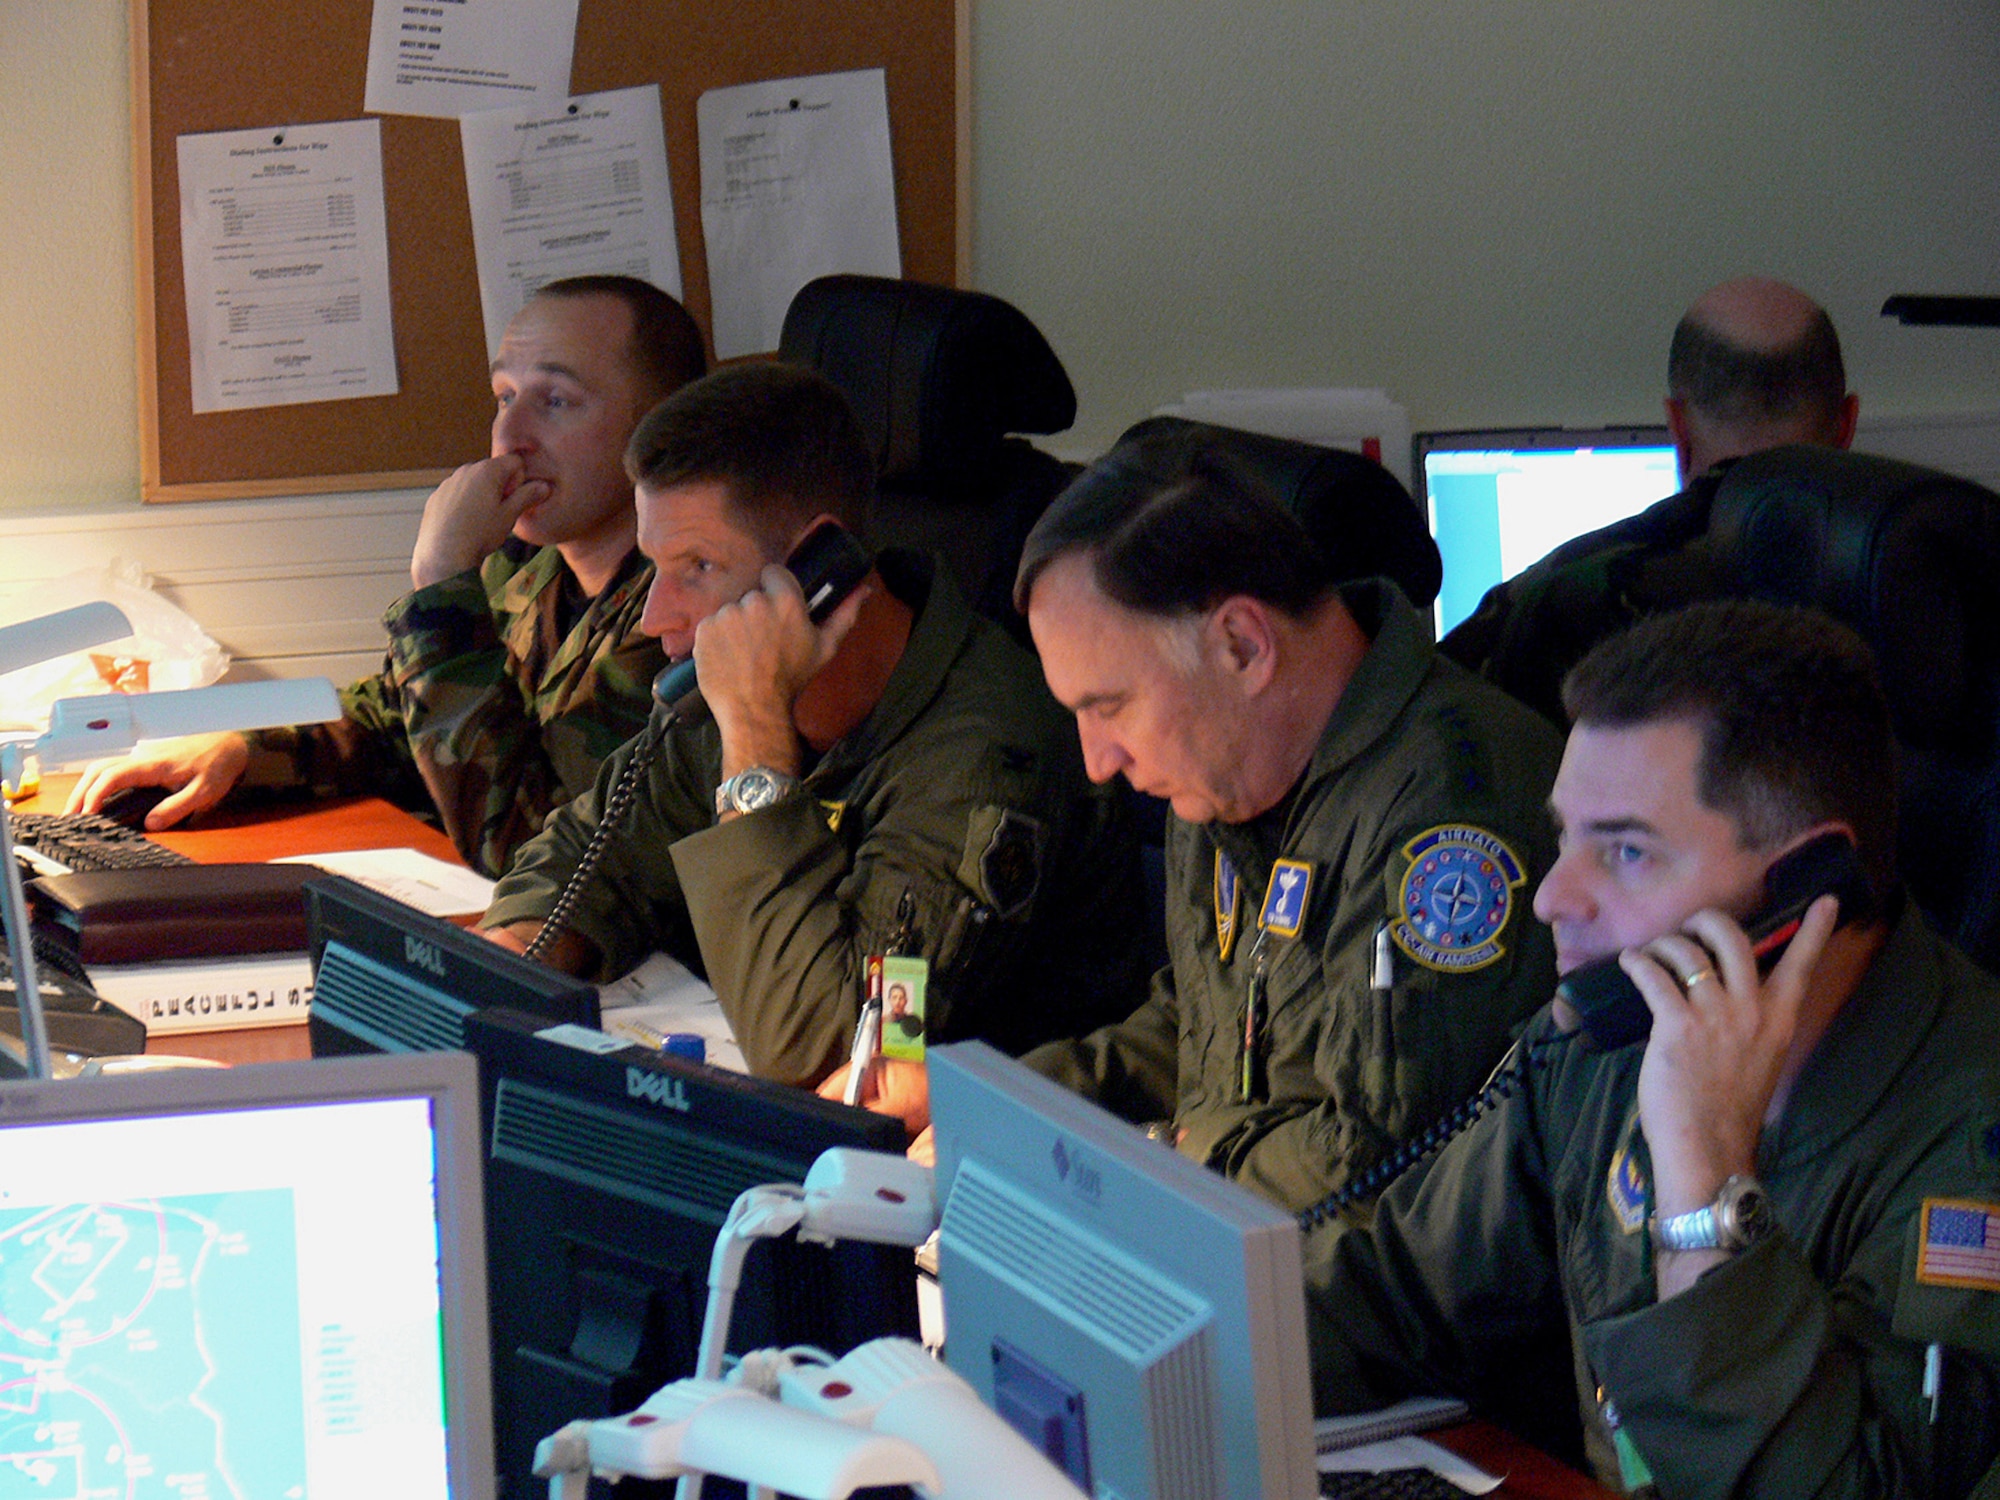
[1664,396,1696,484]
[1206,596,1279,693]
[1832,393,1860,450]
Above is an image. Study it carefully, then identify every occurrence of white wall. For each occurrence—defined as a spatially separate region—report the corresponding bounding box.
[0,2,137,511]
[3,1,1997,513]
[969,2,2000,455]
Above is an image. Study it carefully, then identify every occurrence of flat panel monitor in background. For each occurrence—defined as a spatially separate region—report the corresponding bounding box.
[1416,426,1680,637]
[928,1040,1318,1500]
[463,1007,920,1498]
[306,874,598,1056]
[0,1051,493,1500]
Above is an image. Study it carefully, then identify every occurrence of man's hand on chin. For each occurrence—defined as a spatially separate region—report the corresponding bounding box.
[411,454,546,588]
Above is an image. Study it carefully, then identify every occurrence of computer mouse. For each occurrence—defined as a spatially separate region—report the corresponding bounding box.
[96,784,173,829]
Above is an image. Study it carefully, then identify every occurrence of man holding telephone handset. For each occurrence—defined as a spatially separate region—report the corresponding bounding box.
[483,363,1146,1085]
[1306,601,2000,1497]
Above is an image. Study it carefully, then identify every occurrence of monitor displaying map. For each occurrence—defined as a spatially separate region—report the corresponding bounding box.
[0,1052,492,1500]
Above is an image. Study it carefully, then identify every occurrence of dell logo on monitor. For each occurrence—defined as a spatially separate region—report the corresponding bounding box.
[404,935,447,977]
[626,1067,690,1113]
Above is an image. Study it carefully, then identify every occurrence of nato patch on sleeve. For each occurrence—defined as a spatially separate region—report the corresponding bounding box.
[960,807,1046,919]
[1388,824,1526,972]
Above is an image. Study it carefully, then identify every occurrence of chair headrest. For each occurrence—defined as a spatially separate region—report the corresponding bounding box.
[1709,444,2000,748]
[1116,415,1442,609]
[779,275,1076,488]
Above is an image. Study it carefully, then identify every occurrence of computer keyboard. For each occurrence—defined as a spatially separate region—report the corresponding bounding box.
[11,809,195,873]
[1320,1468,1473,1499]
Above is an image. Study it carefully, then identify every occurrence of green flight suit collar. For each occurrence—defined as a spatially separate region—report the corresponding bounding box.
[1200,577,1433,864]
[1759,899,1940,1171]
[1302,578,1435,788]
[809,549,974,781]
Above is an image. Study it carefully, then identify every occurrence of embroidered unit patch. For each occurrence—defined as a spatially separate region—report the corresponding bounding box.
[1605,1143,1648,1234]
[1916,1198,2000,1291]
[1214,851,1240,961]
[1259,858,1313,939]
[1389,824,1526,972]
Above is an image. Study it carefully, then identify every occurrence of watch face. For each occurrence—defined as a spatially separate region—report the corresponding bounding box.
[1719,1179,1775,1248]
[735,770,780,809]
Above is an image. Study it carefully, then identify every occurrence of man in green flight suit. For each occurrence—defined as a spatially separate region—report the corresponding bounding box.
[1306,600,2000,1498]
[829,429,1564,1213]
[67,275,706,877]
[482,362,1145,1087]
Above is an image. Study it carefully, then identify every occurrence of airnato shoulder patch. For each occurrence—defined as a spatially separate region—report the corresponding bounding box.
[1389,824,1526,973]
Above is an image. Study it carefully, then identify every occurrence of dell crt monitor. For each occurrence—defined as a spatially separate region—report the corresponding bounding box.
[463,1006,920,1497]
[928,1040,1318,1500]
[307,873,597,1056]
[0,1050,493,1499]
[1417,426,1680,637]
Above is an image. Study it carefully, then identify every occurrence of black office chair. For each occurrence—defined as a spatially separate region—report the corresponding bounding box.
[1112,415,1441,610]
[779,275,1080,638]
[1704,444,2000,970]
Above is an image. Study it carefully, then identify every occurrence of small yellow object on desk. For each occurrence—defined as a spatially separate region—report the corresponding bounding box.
[2,756,39,802]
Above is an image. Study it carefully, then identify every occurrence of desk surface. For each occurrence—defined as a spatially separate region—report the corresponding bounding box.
[19,777,461,1065]
[1433,1422,1617,1499]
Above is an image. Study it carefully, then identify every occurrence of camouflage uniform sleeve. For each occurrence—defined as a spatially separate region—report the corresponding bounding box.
[383,568,657,878]
[237,666,429,808]
[480,708,711,973]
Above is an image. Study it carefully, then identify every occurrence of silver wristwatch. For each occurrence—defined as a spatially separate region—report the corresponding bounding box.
[714,766,803,817]
[1651,1174,1776,1253]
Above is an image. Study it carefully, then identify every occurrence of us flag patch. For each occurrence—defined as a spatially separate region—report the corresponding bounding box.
[1915,1199,2000,1291]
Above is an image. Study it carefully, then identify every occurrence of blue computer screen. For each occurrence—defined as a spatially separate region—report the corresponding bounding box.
[0,1054,490,1500]
[1419,430,1680,637]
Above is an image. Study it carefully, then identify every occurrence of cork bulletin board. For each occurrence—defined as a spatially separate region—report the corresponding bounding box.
[132,0,968,502]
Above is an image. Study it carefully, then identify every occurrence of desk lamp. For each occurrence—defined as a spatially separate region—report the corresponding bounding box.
[0,602,341,1080]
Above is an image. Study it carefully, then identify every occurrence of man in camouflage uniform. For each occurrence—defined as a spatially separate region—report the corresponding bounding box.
[68,275,706,875]
[1441,277,1859,724]
[483,364,1145,1086]
[1307,601,2000,1498]
[828,429,1563,1212]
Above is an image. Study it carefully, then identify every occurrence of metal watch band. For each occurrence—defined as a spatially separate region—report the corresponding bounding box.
[1651,1174,1772,1253]
[1653,1203,1722,1253]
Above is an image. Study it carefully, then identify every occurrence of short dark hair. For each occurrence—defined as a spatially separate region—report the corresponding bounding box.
[1667,306,1848,437]
[623,363,874,549]
[1013,428,1332,618]
[1562,600,1897,895]
[532,275,707,404]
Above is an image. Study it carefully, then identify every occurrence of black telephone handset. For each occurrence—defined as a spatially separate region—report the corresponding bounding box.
[1557,830,1873,1052]
[649,519,876,724]
[523,520,874,964]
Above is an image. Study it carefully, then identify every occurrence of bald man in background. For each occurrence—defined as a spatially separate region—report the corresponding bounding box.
[1441,276,1858,723]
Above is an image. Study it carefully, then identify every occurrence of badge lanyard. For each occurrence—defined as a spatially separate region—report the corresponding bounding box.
[1219,852,1312,1103]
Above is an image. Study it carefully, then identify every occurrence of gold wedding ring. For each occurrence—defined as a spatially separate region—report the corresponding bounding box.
[1680,966,1718,989]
